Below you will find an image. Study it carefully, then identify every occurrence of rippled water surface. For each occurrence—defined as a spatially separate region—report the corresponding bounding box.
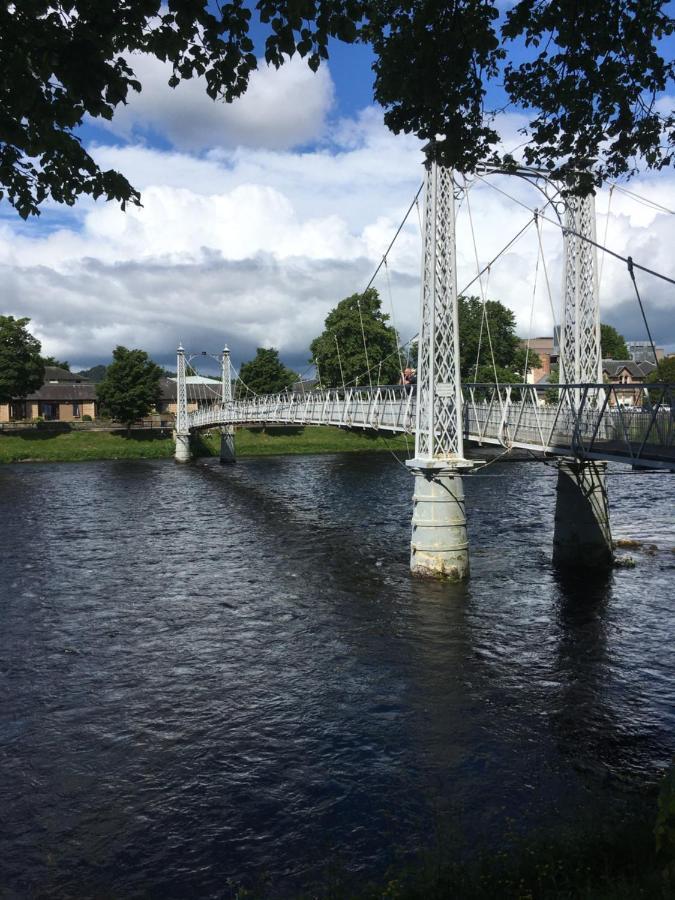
[1,453,673,898]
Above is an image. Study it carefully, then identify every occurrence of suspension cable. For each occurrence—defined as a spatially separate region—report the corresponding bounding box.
[598,184,614,291]
[626,257,659,367]
[384,258,407,385]
[522,229,540,381]
[356,297,373,388]
[609,182,675,216]
[457,215,537,296]
[474,172,675,287]
[334,333,347,392]
[383,258,411,453]
[534,215,561,378]
[465,177,502,390]
[361,183,424,296]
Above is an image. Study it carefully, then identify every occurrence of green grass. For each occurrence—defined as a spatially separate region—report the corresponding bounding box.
[0,426,411,464]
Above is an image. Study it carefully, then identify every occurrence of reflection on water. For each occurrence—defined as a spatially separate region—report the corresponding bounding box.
[0,455,673,898]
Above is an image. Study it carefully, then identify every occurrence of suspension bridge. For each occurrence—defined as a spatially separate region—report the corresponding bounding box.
[172,155,674,581]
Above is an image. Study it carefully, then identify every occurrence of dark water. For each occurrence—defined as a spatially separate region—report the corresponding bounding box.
[0,453,673,898]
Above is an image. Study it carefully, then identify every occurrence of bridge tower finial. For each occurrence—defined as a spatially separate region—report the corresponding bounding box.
[405,155,473,581]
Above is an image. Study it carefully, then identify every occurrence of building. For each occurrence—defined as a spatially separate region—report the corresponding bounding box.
[157,375,222,416]
[519,336,559,383]
[0,366,97,423]
[626,341,664,363]
[602,358,657,406]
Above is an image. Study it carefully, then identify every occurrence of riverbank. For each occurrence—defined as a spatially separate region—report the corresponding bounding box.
[355,803,670,900]
[0,426,411,463]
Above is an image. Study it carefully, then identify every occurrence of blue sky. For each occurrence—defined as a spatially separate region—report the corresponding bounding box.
[1,10,674,371]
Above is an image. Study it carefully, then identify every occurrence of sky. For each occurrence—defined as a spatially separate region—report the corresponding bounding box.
[1,20,674,374]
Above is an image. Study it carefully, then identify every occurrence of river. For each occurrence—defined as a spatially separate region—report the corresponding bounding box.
[0,453,673,897]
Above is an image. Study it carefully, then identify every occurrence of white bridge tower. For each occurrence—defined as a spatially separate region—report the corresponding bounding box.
[220,345,236,464]
[406,156,473,580]
[174,344,191,463]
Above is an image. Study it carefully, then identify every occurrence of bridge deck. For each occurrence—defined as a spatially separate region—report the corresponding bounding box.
[187,384,675,469]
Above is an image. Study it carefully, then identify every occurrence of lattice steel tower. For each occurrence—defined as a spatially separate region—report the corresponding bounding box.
[174,344,191,462]
[220,345,235,464]
[560,195,603,391]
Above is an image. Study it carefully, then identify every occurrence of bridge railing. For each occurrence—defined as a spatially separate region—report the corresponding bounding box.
[463,382,674,464]
[186,382,674,466]
[189,385,417,434]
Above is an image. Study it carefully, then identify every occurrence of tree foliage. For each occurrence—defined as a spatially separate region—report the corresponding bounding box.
[0,316,45,404]
[310,288,400,387]
[369,0,675,194]
[600,323,629,359]
[458,295,540,381]
[96,346,162,428]
[238,348,298,394]
[0,0,362,218]
[647,356,675,383]
[3,1,673,217]
[645,356,675,404]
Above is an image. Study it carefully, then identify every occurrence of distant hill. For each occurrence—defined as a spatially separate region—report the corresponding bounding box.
[76,364,107,383]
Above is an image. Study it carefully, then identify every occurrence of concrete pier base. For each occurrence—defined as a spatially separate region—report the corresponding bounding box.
[174,432,192,463]
[553,459,613,568]
[220,427,236,464]
[409,467,470,581]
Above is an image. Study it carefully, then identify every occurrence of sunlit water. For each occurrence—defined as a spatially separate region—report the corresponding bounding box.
[0,453,673,898]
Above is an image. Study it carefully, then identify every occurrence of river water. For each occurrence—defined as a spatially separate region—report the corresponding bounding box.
[0,453,673,898]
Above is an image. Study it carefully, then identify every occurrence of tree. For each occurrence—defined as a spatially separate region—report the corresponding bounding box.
[41,356,70,370]
[646,356,675,403]
[545,362,560,405]
[96,346,162,430]
[647,357,675,383]
[369,0,675,194]
[0,1,361,218]
[600,324,629,359]
[0,316,44,404]
[238,348,298,394]
[457,295,540,381]
[310,288,400,387]
[3,2,673,218]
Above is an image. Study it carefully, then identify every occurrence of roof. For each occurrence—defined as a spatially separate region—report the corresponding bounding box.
[43,366,84,383]
[602,359,657,379]
[26,382,97,401]
[159,376,222,401]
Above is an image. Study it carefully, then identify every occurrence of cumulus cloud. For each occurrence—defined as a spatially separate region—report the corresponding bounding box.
[1,107,674,372]
[99,53,335,152]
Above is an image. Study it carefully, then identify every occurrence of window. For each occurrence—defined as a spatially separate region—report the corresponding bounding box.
[72,403,80,417]
[41,402,59,420]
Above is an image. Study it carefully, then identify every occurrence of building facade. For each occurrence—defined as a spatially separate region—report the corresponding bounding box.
[0,367,97,423]
[602,359,657,406]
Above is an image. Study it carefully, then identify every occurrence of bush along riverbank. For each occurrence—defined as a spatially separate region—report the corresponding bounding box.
[0,425,411,464]
[314,772,675,900]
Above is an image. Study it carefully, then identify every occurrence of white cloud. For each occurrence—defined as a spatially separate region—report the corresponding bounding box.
[100,53,335,152]
[2,108,674,372]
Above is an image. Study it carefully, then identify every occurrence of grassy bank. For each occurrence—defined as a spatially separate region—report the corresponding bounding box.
[361,815,668,900]
[0,426,411,464]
